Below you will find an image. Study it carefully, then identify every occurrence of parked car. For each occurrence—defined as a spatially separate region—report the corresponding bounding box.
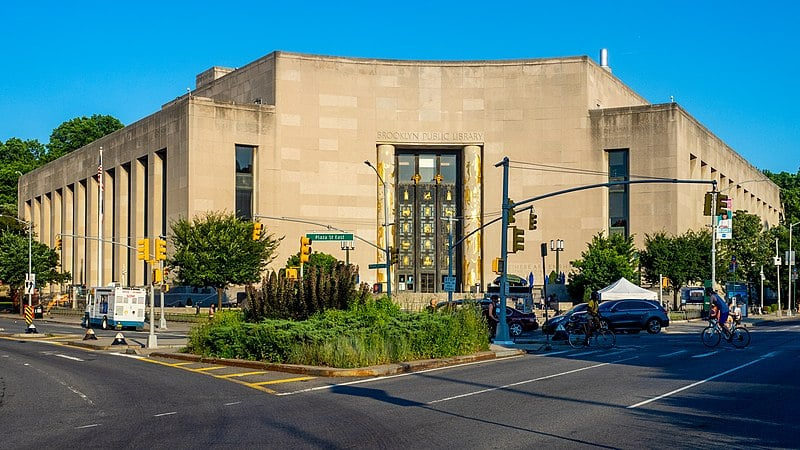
[597,299,669,334]
[435,299,538,336]
[154,285,233,308]
[544,299,669,335]
[543,303,588,336]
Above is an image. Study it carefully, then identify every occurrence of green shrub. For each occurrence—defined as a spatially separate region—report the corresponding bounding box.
[187,297,489,368]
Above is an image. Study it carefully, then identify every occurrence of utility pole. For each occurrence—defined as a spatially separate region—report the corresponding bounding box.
[493,157,512,344]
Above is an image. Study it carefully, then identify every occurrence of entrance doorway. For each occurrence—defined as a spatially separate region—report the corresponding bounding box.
[394,151,462,293]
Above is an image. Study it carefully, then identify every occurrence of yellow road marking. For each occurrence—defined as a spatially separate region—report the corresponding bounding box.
[193,366,227,372]
[217,371,269,378]
[168,362,193,367]
[226,378,277,394]
[251,376,315,386]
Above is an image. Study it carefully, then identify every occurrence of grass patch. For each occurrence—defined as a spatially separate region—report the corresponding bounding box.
[187,297,489,368]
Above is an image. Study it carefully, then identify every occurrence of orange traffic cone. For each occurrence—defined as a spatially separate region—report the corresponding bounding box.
[112,332,127,345]
[83,328,98,340]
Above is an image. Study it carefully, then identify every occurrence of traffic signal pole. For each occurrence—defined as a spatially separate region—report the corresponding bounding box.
[493,157,512,345]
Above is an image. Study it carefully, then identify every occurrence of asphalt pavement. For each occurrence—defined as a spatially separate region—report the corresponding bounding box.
[1,309,794,377]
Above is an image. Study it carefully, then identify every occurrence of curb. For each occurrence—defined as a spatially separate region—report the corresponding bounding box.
[150,348,525,377]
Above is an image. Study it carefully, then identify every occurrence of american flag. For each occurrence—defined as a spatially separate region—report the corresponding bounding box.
[97,156,103,191]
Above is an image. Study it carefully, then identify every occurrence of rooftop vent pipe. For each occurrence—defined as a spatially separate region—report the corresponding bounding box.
[600,48,611,72]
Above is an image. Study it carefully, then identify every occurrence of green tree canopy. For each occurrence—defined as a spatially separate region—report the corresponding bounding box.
[46,114,124,161]
[640,229,710,307]
[0,228,70,296]
[168,211,282,307]
[567,232,638,301]
[285,251,338,273]
[0,138,44,214]
[765,168,800,225]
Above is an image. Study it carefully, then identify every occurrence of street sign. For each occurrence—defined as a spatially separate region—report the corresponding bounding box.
[306,232,354,241]
[443,276,456,292]
[24,280,34,295]
[368,263,387,269]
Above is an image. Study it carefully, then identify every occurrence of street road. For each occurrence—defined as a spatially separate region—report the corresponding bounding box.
[2,318,798,449]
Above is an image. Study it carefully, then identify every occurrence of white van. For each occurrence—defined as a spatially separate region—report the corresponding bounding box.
[84,286,147,330]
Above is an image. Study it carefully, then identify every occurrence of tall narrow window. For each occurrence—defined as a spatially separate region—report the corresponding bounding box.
[235,145,254,220]
[607,149,629,237]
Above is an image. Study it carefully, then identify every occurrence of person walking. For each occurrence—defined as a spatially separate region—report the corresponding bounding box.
[488,295,500,340]
[208,303,216,321]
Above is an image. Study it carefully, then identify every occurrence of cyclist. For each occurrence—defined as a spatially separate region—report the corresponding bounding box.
[708,287,730,335]
[584,291,602,345]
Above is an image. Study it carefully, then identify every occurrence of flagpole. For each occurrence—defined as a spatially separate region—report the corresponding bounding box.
[98,146,104,287]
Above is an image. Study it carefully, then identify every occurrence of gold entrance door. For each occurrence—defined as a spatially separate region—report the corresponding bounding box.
[395,153,460,293]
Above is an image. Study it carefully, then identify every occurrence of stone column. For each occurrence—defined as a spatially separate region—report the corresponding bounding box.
[462,145,482,291]
[376,144,395,288]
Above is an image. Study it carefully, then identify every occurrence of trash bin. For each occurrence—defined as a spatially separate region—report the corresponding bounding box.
[34,304,44,319]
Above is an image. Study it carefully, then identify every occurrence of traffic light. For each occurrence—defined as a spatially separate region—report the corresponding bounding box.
[137,238,149,261]
[286,267,299,280]
[716,194,730,214]
[507,199,516,225]
[511,226,525,253]
[528,211,538,230]
[163,266,170,280]
[252,222,264,240]
[703,192,713,216]
[155,238,167,261]
[492,257,505,275]
[152,268,163,284]
[389,246,400,265]
[300,236,312,264]
[55,237,62,251]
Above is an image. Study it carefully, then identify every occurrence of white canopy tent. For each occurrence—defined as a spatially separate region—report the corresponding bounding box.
[598,278,658,301]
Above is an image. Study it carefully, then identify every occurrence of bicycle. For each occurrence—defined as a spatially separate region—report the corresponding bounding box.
[701,318,750,348]
[565,314,615,349]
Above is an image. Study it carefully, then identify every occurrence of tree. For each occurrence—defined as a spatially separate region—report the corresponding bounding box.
[765,168,800,225]
[640,229,710,309]
[168,211,282,308]
[567,232,638,301]
[0,138,44,213]
[0,227,71,305]
[46,114,124,161]
[285,251,338,273]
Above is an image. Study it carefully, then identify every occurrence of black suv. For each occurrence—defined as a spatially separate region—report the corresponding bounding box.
[598,299,669,334]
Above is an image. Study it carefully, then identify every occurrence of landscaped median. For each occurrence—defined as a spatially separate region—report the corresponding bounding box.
[182,297,501,373]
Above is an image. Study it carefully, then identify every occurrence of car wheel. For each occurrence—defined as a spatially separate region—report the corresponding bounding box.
[509,322,523,336]
[646,318,662,334]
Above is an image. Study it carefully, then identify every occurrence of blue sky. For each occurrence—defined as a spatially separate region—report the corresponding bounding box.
[2,1,798,173]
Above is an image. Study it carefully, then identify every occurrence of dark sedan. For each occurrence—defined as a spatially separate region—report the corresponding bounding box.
[542,303,588,335]
[544,299,668,335]
[485,304,539,336]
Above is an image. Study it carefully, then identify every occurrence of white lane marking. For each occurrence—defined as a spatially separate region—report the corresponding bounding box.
[570,350,602,357]
[154,412,177,417]
[539,350,571,356]
[277,354,527,396]
[691,351,719,358]
[76,424,101,429]
[109,352,143,359]
[659,350,688,358]
[225,401,242,406]
[428,356,639,405]
[628,355,770,409]
[56,354,85,362]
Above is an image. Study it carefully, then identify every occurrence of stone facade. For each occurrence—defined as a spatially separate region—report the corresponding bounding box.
[17,51,781,299]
